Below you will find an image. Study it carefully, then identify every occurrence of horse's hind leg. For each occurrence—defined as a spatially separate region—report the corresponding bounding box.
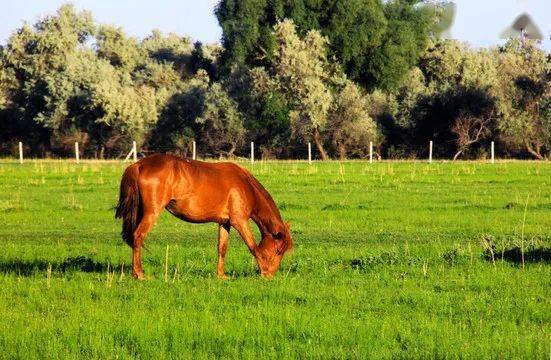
[217,223,231,279]
[132,189,165,279]
[132,212,159,279]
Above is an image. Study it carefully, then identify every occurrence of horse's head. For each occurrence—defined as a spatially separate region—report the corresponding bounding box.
[255,222,293,278]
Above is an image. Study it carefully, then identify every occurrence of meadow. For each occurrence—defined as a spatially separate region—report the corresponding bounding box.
[0,159,549,359]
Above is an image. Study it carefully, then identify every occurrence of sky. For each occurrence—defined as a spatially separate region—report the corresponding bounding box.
[0,0,550,51]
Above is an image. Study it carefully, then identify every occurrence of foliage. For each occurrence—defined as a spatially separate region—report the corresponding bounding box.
[149,71,245,157]
[247,20,379,160]
[386,38,549,160]
[0,4,549,160]
[96,25,144,71]
[365,0,434,90]
[328,78,379,158]
[196,81,245,156]
[215,0,434,90]
[493,40,550,159]
[271,20,333,159]
[141,30,194,76]
[0,5,190,156]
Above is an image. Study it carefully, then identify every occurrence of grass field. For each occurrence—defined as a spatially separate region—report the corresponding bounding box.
[0,159,549,359]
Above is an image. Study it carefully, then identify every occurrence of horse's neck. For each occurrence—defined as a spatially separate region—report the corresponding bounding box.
[251,192,282,236]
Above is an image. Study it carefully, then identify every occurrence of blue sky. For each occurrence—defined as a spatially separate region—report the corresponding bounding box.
[1,0,550,50]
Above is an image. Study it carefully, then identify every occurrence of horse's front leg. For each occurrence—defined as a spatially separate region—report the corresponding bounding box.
[231,219,257,255]
[217,223,231,279]
[231,219,266,275]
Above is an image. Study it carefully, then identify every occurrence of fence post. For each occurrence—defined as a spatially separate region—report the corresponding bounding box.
[369,141,373,164]
[75,142,80,164]
[250,142,254,164]
[132,141,137,162]
[429,140,433,164]
[192,141,196,160]
[164,245,169,283]
[124,145,132,162]
[308,142,312,165]
[491,141,495,164]
[19,142,23,164]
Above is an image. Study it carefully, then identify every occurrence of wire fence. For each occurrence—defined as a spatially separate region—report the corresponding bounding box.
[5,139,511,164]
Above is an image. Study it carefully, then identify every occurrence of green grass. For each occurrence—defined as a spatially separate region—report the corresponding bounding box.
[0,159,549,359]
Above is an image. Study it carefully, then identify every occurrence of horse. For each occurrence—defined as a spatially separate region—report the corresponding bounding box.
[115,153,293,279]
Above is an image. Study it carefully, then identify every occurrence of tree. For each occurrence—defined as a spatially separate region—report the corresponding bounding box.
[141,30,194,77]
[364,0,433,90]
[215,0,270,69]
[451,113,493,160]
[493,40,550,159]
[410,86,497,159]
[88,62,163,150]
[150,71,245,157]
[399,39,500,159]
[216,0,433,90]
[247,20,380,159]
[196,82,245,157]
[241,67,292,157]
[96,25,144,71]
[190,41,222,80]
[0,5,196,157]
[0,4,96,154]
[270,20,333,159]
[328,78,379,159]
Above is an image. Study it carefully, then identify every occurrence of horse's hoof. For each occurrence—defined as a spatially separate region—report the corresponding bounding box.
[133,272,146,280]
[217,273,229,280]
[260,272,274,279]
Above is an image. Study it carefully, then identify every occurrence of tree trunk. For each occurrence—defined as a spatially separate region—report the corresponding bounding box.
[338,143,346,160]
[227,144,236,157]
[312,128,329,160]
[525,141,543,160]
[453,149,463,161]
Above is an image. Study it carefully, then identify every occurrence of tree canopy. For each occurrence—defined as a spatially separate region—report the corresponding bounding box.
[216,0,434,90]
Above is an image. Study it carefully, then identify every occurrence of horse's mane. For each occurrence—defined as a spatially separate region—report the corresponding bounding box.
[239,166,281,219]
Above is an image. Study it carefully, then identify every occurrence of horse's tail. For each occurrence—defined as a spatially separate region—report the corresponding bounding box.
[115,164,142,248]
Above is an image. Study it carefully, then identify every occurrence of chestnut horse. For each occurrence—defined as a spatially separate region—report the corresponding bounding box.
[115,153,293,279]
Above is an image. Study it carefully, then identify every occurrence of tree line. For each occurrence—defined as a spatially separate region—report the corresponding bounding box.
[0,3,549,159]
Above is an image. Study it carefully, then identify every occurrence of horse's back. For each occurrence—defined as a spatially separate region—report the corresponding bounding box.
[132,154,255,223]
[136,153,180,174]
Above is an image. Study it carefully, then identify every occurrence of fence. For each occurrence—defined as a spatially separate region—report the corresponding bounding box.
[13,140,500,164]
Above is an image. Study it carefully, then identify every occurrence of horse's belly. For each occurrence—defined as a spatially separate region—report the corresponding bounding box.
[165,197,229,224]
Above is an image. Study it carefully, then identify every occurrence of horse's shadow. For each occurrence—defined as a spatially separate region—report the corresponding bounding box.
[0,256,127,276]
[168,266,260,279]
[483,246,551,264]
[0,256,264,279]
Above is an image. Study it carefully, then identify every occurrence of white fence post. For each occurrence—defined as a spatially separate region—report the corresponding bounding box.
[491,141,495,164]
[369,141,373,164]
[18,142,23,164]
[192,141,196,160]
[429,140,433,164]
[75,142,80,164]
[250,141,254,164]
[124,145,133,162]
[132,141,137,162]
[308,142,312,165]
